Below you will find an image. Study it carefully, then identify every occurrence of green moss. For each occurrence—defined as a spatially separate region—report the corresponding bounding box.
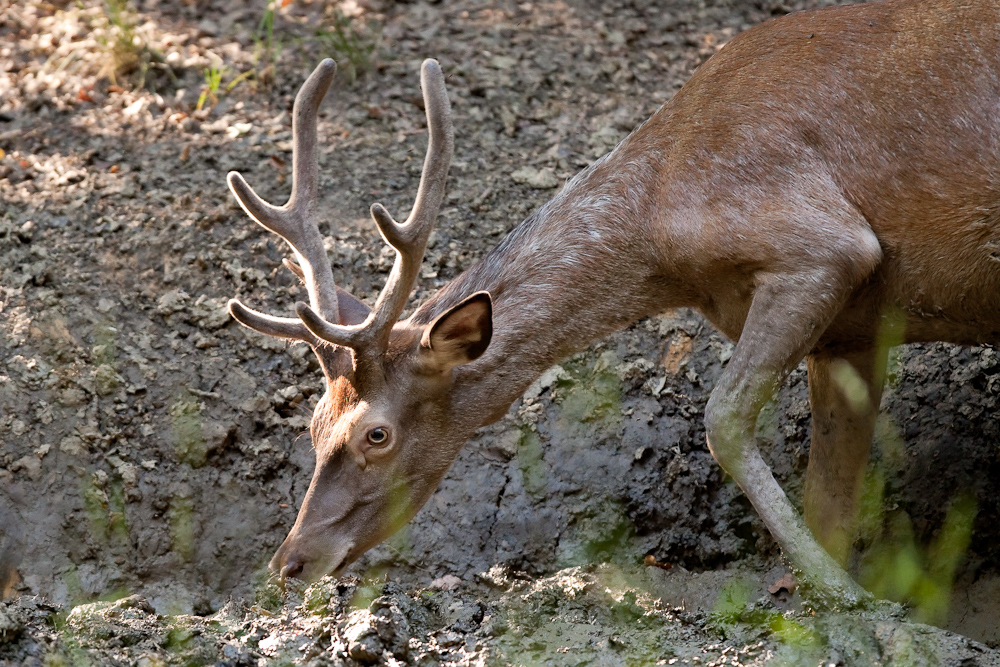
[557,502,637,568]
[556,353,622,429]
[169,399,206,467]
[168,496,195,563]
[516,428,547,497]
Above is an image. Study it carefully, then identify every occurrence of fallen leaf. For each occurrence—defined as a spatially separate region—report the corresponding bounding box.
[662,333,693,374]
[644,554,673,571]
[768,573,797,595]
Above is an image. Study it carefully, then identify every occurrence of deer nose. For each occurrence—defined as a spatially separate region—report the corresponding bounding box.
[280,556,305,581]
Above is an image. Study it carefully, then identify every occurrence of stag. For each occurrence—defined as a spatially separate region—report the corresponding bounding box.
[224,0,1000,606]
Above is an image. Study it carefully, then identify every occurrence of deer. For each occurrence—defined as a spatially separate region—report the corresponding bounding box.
[222,0,1000,607]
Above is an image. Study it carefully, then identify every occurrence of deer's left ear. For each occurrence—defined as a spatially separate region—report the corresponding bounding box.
[420,292,493,371]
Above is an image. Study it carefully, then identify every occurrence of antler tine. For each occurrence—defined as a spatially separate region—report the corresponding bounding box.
[299,59,454,352]
[228,299,317,344]
[368,60,453,335]
[227,59,341,336]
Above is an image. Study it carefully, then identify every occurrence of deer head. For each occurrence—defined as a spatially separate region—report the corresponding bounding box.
[227,59,493,582]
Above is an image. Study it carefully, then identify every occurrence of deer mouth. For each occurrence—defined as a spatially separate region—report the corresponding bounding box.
[270,537,357,584]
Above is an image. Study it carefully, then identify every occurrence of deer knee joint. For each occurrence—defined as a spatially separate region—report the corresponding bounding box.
[704,393,752,474]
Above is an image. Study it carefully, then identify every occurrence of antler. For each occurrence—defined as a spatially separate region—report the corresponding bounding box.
[226,58,454,358]
[227,58,340,344]
[294,59,453,355]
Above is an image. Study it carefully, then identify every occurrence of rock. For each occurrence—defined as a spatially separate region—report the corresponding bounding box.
[9,456,40,481]
[510,166,560,189]
[588,124,625,153]
[372,603,410,658]
[429,575,462,591]
[94,364,120,396]
[202,420,235,456]
[190,295,230,330]
[155,289,189,315]
[344,610,385,664]
[523,365,567,401]
[58,386,88,407]
[59,435,86,457]
[490,55,518,69]
[0,603,23,643]
[485,429,520,460]
[436,630,463,647]
[196,18,220,36]
[110,594,154,614]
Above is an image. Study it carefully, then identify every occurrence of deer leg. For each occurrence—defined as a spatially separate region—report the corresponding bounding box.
[704,274,873,607]
[803,347,886,566]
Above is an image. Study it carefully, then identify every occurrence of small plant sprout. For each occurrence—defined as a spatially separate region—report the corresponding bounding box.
[197,63,225,112]
[252,0,288,86]
[314,7,380,83]
[98,0,167,90]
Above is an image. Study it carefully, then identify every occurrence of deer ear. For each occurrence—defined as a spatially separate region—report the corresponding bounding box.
[420,292,493,371]
[335,286,371,326]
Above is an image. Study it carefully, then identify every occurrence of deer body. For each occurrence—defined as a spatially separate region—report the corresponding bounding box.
[225,0,1000,605]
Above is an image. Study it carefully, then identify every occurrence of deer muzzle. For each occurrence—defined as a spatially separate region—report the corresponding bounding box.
[269,534,355,583]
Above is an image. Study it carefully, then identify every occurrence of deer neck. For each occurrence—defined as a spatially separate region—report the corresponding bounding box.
[412,147,677,427]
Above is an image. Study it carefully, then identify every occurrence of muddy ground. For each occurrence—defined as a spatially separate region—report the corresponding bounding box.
[1,0,1000,664]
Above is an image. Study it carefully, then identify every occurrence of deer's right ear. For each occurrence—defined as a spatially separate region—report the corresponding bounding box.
[335,287,371,325]
[420,292,493,371]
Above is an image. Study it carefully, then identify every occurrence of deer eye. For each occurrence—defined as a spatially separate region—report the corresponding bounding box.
[367,427,389,446]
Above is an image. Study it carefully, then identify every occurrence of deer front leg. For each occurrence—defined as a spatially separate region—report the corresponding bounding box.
[803,348,886,567]
[704,275,872,607]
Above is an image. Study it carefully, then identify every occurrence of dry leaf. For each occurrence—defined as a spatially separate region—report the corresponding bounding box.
[644,554,673,571]
[768,573,797,595]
